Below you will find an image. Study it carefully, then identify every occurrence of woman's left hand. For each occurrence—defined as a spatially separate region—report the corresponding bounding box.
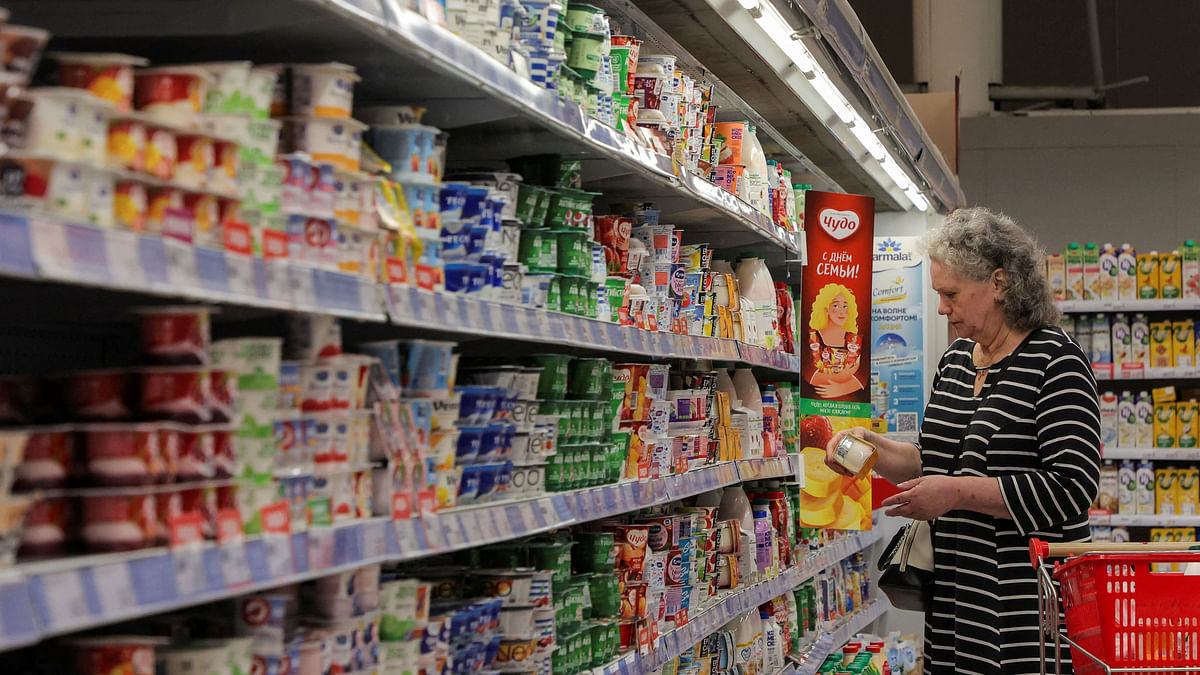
[880,475,963,521]
[814,379,864,398]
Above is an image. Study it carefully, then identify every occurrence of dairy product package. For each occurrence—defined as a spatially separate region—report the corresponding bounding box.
[1112,314,1131,368]
[1137,460,1156,515]
[1118,243,1137,300]
[1117,390,1136,448]
[1099,390,1118,449]
[1118,460,1136,515]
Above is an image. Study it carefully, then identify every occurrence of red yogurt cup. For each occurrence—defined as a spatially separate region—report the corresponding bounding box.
[65,368,134,420]
[14,425,76,489]
[140,367,211,423]
[138,306,210,365]
[209,369,236,424]
[20,496,73,558]
[81,422,166,486]
[175,425,215,481]
[81,492,157,552]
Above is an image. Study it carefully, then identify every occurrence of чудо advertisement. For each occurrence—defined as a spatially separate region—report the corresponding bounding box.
[798,191,874,530]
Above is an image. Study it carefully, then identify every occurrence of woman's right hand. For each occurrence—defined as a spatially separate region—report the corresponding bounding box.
[824,426,880,477]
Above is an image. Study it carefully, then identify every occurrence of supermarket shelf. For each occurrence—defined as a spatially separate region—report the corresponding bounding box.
[1101,447,1200,461]
[1091,365,1200,381]
[1058,298,1200,313]
[0,212,802,375]
[791,599,891,675]
[1088,512,1200,527]
[8,0,800,256]
[0,456,800,652]
[641,527,884,672]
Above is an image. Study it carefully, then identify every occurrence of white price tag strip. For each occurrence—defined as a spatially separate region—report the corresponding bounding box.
[92,562,138,617]
[220,542,252,588]
[173,547,207,597]
[36,570,92,632]
[364,521,387,559]
[263,534,294,579]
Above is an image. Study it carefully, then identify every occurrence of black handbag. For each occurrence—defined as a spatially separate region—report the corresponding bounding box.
[876,329,1041,612]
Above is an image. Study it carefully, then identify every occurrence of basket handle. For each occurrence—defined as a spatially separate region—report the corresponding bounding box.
[1029,538,1200,565]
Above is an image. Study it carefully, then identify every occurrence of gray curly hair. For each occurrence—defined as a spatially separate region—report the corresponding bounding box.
[922,207,1059,331]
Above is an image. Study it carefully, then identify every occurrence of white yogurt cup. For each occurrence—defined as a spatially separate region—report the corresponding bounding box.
[290,62,360,119]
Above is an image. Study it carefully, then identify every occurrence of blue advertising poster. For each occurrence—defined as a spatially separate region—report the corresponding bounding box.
[871,236,925,434]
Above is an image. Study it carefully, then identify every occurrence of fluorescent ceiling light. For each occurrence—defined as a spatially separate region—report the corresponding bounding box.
[847,116,886,161]
[905,185,930,212]
[878,154,911,192]
[753,6,813,73]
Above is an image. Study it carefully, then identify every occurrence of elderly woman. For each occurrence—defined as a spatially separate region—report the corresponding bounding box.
[827,207,1100,675]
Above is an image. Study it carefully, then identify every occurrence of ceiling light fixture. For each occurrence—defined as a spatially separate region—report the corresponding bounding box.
[905,185,930,212]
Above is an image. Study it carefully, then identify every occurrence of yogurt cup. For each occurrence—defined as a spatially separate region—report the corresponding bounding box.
[6,87,115,164]
[135,66,214,129]
[1,25,49,83]
[82,492,158,552]
[175,425,216,481]
[143,123,179,179]
[53,52,149,112]
[174,132,215,189]
[188,60,253,115]
[138,305,211,365]
[73,637,164,675]
[280,116,367,172]
[140,366,212,423]
[245,67,278,119]
[14,426,76,490]
[81,422,169,486]
[20,496,72,558]
[371,124,438,183]
[65,368,135,420]
[290,62,360,119]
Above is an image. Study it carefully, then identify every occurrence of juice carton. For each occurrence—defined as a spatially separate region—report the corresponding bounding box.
[1154,402,1178,448]
[1117,390,1137,448]
[1090,314,1111,364]
[1137,251,1160,299]
[1065,242,1084,301]
[1180,399,1199,448]
[1098,243,1118,301]
[1046,253,1067,301]
[1082,242,1101,301]
[1111,313,1131,367]
[1136,391,1154,447]
[1059,314,1077,343]
[1161,250,1183,299]
[1152,385,1177,404]
[1118,243,1137,300]
[1091,525,1113,543]
[1118,459,1137,515]
[1173,319,1195,368]
[1099,391,1118,448]
[1137,460,1157,514]
[1150,321,1174,368]
[1095,461,1119,511]
[1075,316,1092,360]
[1156,467,1179,515]
[1179,467,1200,515]
[1183,239,1200,299]
[1131,314,1151,367]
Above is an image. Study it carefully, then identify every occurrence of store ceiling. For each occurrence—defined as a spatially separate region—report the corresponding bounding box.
[851,0,1200,110]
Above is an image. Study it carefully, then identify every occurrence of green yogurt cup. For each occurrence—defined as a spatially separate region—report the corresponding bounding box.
[589,572,619,617]
[567,31,605,78]
[557,275,578,315]
[585,281,599,318]
[530,353,572,399]
[545,274,562,312]
[514,183,543,225]
[529,539,573,582]
[573,531,617,572]
[569,358,607,397]
[553,229,590,273]
[518,227,558,273]
[564,3,604,32]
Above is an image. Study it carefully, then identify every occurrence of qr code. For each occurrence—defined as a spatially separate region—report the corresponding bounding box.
[896,413,918,433]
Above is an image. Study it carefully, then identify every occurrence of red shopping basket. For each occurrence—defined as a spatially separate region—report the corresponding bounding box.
[1053,550,1200,673]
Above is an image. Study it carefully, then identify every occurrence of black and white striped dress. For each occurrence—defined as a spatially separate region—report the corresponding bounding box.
[919,326,1101,675]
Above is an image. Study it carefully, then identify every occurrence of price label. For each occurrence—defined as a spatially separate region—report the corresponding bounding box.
[393,519,417,555]
[414,289,437,323]
[37,570,92,631]
[422,515,446,551]
[442,514,465,548]
[219,542,252,588]
[173,547,207,597]
[517,502,541,531]
[459,296,482,329]
[263,534,294,579]
[479,301,498,333]
[290,266,318,309]
[92,562,137,617]
[106,229,144,288]
[226,253,256,299]
[264,259,292,304]
[164,238,198,289]
[501,306,521,335]
[364,521,387,559]
[459,511,484,543]
[432,292,453,327]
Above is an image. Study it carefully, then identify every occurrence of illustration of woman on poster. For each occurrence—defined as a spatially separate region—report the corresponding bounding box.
[808,283,865,398]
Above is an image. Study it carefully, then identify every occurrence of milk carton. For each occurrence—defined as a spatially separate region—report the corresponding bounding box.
[1091,314,1111,364]
[1157,468,1179,515]
[1118,243,1137,300]
[1179,399,1199,448]
[1059,314,1077,343]
[1046,253,1067,301]
[1118,459,1137,515]
[1137,460,1157,514]
[1136,391,1154,447]
[1083,242,1101,301]
[1183,240,1200,299]
[1098,243,1119,301]
[1112,314,1131,368]
[1096,462,1119,511]
[1137,251,1160,299]
[1180,468,1200,515]
[1117,390,1137,448]
[1066,243,1084,301]
[1150,321,1174,368]
[1154,402,1178,448]
[1099,390,1118,449]
[1075,316,1092,362]
[1174,319,1195,369]
[1112,526,1131,543]
[1161,250,1183,299]
[1132,314,1151,367]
